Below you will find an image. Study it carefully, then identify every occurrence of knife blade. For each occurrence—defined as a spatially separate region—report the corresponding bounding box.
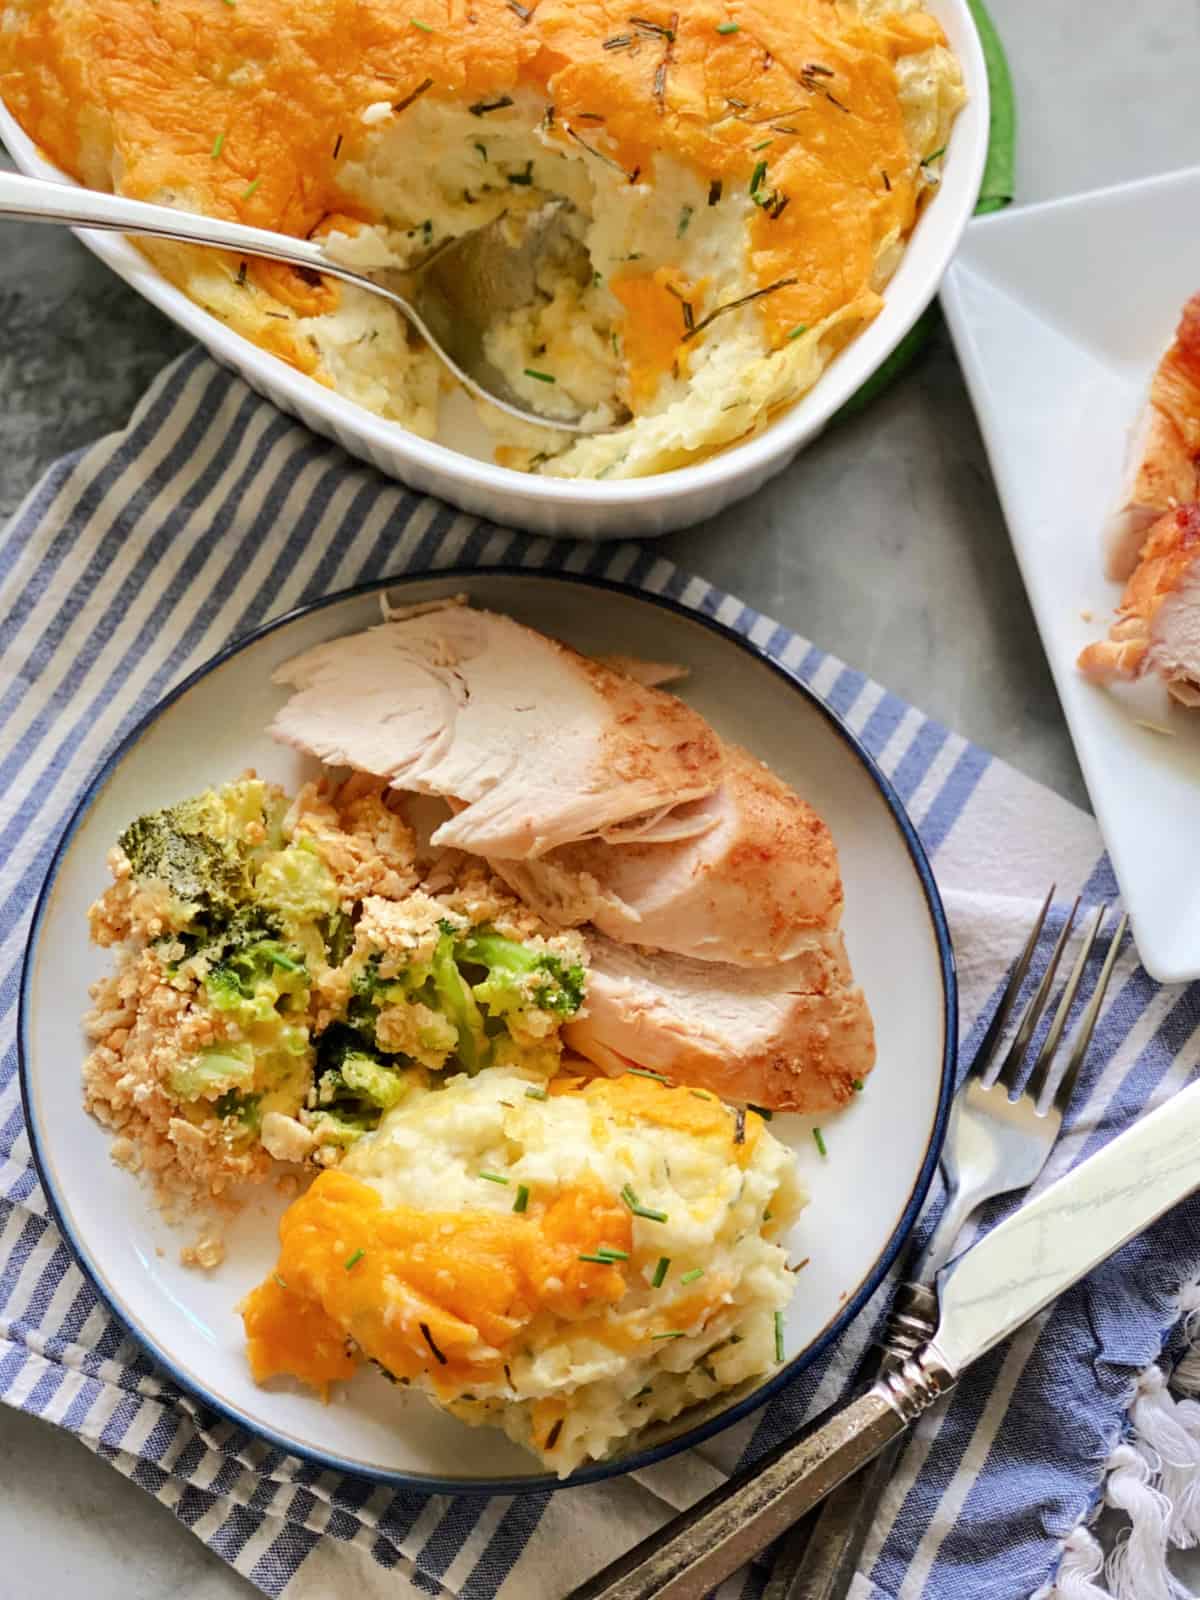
[569,1075,1200,1600]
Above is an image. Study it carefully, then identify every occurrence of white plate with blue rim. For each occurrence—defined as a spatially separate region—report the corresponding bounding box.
[19,570,955,1491]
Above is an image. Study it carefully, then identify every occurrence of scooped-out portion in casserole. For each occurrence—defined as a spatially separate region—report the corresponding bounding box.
[1,0,964,477]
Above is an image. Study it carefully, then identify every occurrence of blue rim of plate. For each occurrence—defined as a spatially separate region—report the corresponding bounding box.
[18,567,958,1497]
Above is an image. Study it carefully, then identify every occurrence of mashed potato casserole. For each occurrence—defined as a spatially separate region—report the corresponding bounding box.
[1,0,963,476]
[242,1065,805,1475]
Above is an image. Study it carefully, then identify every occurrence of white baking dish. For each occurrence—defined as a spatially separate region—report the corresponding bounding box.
[0,4,987,539]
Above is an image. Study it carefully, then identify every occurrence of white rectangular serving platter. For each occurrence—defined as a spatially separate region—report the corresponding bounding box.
[942,166,1200,983]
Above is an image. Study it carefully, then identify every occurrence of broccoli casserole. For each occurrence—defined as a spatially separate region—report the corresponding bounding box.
[1,0,964,477]
[84,773,587,1237]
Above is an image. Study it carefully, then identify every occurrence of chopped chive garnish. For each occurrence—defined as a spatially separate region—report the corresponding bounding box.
[410,15,433,28]
[593,269,603,286]
[679,1267,704,1285]
[220,0,236,8]
[749,1104,773,1120]
[774,1310,785,1361]
[332,132,343,159]
[579,1251,627,1265]
[241,177,261,200]
[753,138,773,151]
[684,275,797,343]
[474,141,488,160]
[525,1086,548,1101]
[544,1417,563,1449]
[211,132,226,159]
[420,1321,448,1364]
[627,1067,669,1083]
[851,1078,864,1092]
[690,1089,713,1101]
[715,20,739,32]
[763,1210,772,1222]
[513,1183,530,1213]
[611,332,620,355]
[478,1170,510,1185]
[392,77,434,116]
[597,1246,630,1261]
[734,1107,746,1145]
[749,159,767,194]
[812,1126,827,1158]
[507,159,534,186]
[469,95,515,116]
[792,1256,811,1273]
[677,204,693,238]
[652,1330,685,1341]
[236,260,247,287]
[922,145,946,165]
[524,368,556,384]
[622,1185,669,1223]
[651,1256,670,1287]
[344,1248,364,1270]
[272,1272,287,1289]
[708,178,723,206]
[787,323,809,340]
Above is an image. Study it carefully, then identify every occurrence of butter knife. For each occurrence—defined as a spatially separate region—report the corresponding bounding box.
[569,1074,1200,1600]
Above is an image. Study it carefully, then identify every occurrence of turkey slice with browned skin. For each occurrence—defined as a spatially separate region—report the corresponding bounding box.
[1104,291,1200,581]
[564,931,875,1113]
[489,744,842,967]
[1079,502,1200,703]
[270,607,723,859]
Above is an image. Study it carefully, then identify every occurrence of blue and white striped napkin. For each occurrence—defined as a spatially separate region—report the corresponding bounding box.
[3,347,1200,1600]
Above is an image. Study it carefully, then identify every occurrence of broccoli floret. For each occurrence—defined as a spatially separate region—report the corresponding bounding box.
[169,1042,255,1101]
[459,928,585,1017]
[119,780,278,931]
[205,937,308,1024]
[341,1054,407,1111]
[120,808,247,927]
[313,1022,407,1120]
[214,1089,262,1129]
[306,1108,377,1149]
[432,925,490,1073]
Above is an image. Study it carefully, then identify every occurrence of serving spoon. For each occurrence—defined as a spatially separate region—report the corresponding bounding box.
[0,170,623,433]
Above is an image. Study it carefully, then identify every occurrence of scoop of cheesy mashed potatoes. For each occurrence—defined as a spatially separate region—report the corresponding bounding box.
[1,0,963,477]
[241,1065,805,1473]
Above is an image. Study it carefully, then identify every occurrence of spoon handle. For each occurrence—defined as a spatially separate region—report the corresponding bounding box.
[0,169,334,274]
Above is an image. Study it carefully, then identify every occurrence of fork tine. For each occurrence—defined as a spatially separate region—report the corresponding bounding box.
[1024,905,1107,1107]
[991,896,1080,1091]
[1049,911,1129,1116]
[971,884,1056,1079]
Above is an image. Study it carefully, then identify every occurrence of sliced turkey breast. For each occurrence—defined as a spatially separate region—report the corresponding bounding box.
[1104,291,1200,581]
[564,932,875,1113]
[1079,502,1200,703]
[271,607,723,859]
[490,744,842,967]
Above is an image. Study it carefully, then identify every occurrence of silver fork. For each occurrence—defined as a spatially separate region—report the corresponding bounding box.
[765,889,1130,1600]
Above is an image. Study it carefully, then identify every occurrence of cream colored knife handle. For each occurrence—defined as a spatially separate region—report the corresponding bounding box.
[569,1353,954,1600]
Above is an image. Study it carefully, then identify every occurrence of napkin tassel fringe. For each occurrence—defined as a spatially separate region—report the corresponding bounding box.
[1048,1283,1200,1600]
